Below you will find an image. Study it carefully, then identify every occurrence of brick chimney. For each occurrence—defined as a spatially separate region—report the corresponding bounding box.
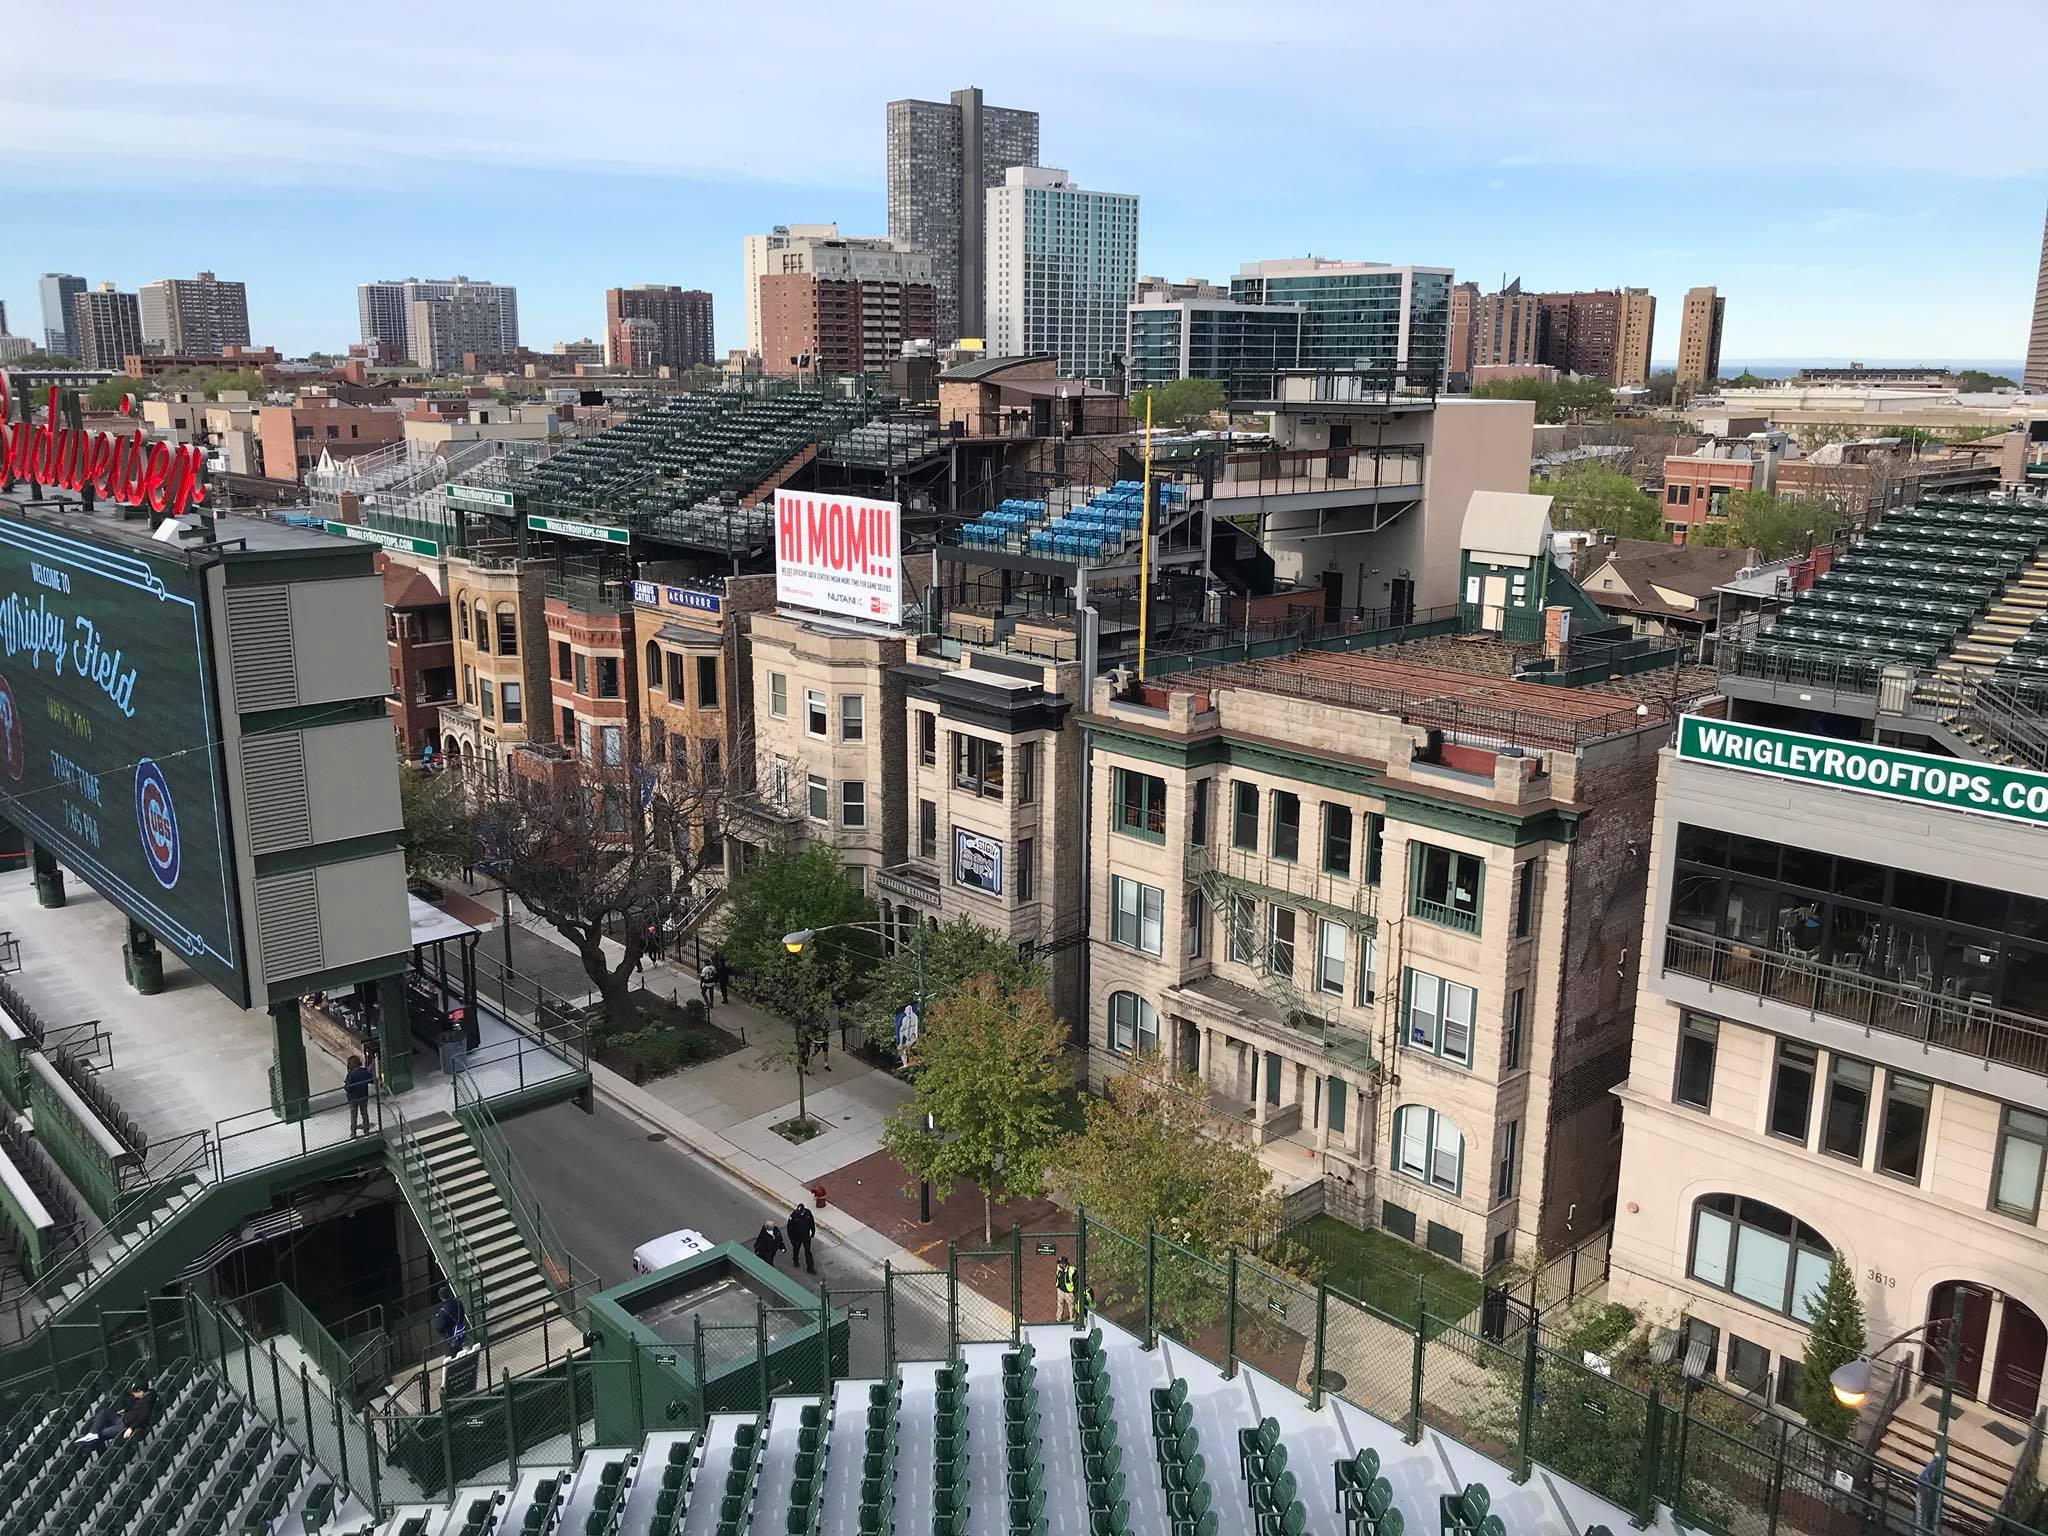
[1543,604,1572,663]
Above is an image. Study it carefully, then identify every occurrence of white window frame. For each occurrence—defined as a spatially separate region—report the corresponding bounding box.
[806,773,828,822]
[1316,918,1347,996]
[840,780,866,828]
[1392,1105,1464,1195]
[1111,875,1164,955]
[769,671,788,719]
[804,688,828,739]
[839,694,865,743]
[1405,967,1475,1067]
[600,724,623,767]
[1108,990,1158,1055]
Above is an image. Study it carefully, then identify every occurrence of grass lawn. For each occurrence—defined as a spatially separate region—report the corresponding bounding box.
[1284,1215,1487,1336]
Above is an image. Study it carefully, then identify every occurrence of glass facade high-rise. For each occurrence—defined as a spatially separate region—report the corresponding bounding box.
[984,167,1138,382]
[38,273,86,359]
[1229,258,1453,387]
[1126,296,1303,396]
[886,88,1038,344]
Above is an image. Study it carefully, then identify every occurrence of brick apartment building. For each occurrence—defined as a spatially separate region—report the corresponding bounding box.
[258,399,405,482]
[439,552,553,781]
[759,273,937,376]
[382,561,455,759]
[605,285,715,373]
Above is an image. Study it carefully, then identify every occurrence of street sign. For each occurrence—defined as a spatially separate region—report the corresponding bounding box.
[895,1003,921,1051]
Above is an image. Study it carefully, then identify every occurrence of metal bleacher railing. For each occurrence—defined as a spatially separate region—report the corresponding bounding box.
[6,1207,2022,1536]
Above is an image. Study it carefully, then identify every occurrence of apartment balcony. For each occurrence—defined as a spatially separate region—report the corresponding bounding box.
[1660,926,2048,1079]
[1187,840,1377,926]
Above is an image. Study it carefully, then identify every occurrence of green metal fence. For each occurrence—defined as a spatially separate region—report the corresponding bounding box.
[1,1212,2040,1536]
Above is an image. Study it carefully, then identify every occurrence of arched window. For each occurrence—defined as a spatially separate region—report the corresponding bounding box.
[1106,991,1157,1056]
[474,601,490,653]
[1687,1194,1834,1321]
[1391,1104,1463,1194]
[456,593,469,641]
[646,641,661,688]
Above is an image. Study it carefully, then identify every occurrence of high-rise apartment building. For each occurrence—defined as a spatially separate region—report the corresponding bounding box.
[984,167,1138,381]
[741,224,841,355]
[1229,258,1454,386]
[409,287,518,374]
[760,272,937,377]
[2028,206,2048,393]
[358,277,518,364]
[1676,285,1727,389]
[1473,279,1543,368]
[139,271,251,357]
[1447,281,1479,385]
[1125,289,1302,396]
[604,286,714,373]
[1615,288,1657,388]
[1535,290,1624,380]
[71,284,145,370]
[886,88,1038,344]
[741,231,936,370]
[38,274,85,358]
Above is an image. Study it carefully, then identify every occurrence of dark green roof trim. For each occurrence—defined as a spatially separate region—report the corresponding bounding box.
[220,549,377,586]
[239,698,392,734]
[252,830,403,878]
[1085,716,1383,793]
[1375,783,1578,847]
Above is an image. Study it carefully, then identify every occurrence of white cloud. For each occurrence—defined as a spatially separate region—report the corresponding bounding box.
[3,0,2044,189]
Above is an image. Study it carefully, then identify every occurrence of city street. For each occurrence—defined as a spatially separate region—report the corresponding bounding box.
[499,1099,888,1297]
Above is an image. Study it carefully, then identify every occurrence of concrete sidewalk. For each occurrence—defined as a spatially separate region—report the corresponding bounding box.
[463,882,932,1277]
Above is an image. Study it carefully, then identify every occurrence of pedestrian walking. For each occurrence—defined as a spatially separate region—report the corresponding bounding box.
[699,960,718,1009]
[646,923,662,963]
[787,1203,818,1275]
[344,1054,373,1137]
[752,1221,786,1268]
[713,950,732,1003]
[435,1286,468,1350]
[1055,1256,1076,1323]
[461,860,475,885]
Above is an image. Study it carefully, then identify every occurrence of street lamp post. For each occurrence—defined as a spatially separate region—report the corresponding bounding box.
[785,919,931,1219]
[1830,1287,1968,1535]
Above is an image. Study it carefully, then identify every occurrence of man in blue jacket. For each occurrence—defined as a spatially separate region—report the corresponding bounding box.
[345,1054,374,1136]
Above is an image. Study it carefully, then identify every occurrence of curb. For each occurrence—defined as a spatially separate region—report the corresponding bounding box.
[586,1062,937,1276]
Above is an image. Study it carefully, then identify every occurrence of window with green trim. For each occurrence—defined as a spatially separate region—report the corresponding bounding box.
[1113,768,1168,841]
[1365,813,1385,884]
[1191,778,1211,847]
[1405,967,1475,1066]
[1270,791,1300,861]
[1410,843,1482,933]
[1322,804,1352,876]
[1232,781,1259,850]
[1327,1077,1347,1135]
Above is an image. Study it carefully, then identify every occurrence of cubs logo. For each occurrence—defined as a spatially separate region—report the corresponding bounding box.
[134,759,180,890]
[0,675,21,782]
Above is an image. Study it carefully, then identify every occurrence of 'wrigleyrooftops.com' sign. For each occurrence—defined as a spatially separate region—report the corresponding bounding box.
[1676,714,2048,828]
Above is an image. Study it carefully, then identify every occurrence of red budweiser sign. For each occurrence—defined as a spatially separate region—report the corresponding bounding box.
[0,376,209,518]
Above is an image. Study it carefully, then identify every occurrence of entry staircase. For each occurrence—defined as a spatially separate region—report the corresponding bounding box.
[1879,1391,2028,1519]
[393,1117,560,1349]
[1914,548,2048,765]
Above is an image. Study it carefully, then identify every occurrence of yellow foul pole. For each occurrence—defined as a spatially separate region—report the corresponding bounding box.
[1138,393,1153,678]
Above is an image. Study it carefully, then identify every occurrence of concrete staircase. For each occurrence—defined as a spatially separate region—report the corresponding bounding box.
[403,1117,557,1338]
[1878,1391,2027,1521]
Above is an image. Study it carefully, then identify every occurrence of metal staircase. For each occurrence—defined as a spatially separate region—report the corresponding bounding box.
[389,1115,557,1341]
[1921,549,2048,698]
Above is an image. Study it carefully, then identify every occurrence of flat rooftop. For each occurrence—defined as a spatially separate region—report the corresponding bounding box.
[1169,636,1710,749]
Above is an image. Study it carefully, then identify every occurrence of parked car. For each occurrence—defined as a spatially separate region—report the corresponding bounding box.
[632,1228,714,1275]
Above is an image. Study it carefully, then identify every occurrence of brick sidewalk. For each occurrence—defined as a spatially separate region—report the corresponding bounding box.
[817,1147,1080,1326]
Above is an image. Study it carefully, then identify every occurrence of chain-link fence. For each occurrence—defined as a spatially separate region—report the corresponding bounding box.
[1416,1315,1522,1470]
[1081,1216,1150,1341]
[889,1267,953,1365]
[1322,1285,1417,1429]
[1232,1250,1317,1397]
[950,1248,1015,1348]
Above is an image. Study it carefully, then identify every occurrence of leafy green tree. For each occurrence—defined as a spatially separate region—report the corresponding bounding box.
[1129,377,1226,431]
[1722,370,1772,388]
[1688,489,1834,559]
[849,914,1046,1050]
[1535,462,1664,541]
[1474,375,1616,425]
[1056,1051,1276,1337]
[396,759,476,878]
[1952,370,2016,392]
[85,376,140,411]
[718,841,878,984]
[9,350,75,368]
[1642,370,1680,407]
[881,975,1072,1244]
[1797,1252,1868,1442]
[200,368,265,399]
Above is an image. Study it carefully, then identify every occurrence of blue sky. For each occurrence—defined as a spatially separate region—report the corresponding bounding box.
[4,0,2044,368]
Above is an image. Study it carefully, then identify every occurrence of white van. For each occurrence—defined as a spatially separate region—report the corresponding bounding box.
[632,1228,715,1275]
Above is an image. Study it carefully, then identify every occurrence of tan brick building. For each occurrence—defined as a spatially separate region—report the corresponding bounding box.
[1082,637,1676,1271]
[439,552,553,782]
[739,611,912,895]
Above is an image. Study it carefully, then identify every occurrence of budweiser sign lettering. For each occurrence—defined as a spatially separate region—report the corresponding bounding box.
[0,378,209,519]
[774,489,901,626]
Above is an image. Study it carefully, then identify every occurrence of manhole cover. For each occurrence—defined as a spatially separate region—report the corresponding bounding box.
[646,1132,668,1142]
[1317,1369,1347,1393]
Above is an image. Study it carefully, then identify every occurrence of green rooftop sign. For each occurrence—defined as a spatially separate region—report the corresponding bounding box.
[527,513,630,546]
[324,520,439,558]
[1676,715,2048,828]
[446,483,517,509]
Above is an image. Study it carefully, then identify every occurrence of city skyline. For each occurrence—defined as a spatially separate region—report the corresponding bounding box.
[2,0,2044,366]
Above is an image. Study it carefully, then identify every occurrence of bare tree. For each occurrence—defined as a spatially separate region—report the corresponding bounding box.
[468,728,767,1031]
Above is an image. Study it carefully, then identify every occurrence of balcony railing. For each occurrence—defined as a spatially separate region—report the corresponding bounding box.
[1206,444,1425,501]
[1409,896,1480,935]
[1661,926,2048,1078]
